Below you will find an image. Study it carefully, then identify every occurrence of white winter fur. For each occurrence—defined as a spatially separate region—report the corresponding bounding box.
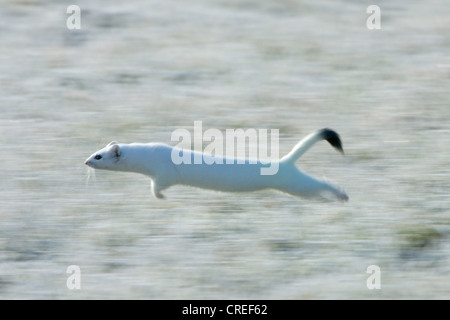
[85,130,348,201]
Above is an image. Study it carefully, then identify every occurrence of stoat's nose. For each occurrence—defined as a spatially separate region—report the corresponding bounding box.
[84,159,90,165]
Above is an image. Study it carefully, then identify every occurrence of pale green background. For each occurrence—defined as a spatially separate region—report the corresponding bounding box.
[0,0,449,299]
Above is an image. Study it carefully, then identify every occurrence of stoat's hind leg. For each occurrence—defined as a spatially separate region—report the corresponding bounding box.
[329,185,349,202]
[312,181,348,202]
[282,176,348,202]
[151,180,166,199]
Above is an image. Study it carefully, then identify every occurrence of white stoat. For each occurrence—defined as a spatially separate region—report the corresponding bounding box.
[85,128,348,201]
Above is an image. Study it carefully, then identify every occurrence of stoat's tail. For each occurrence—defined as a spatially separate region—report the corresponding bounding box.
[281,128,344,164]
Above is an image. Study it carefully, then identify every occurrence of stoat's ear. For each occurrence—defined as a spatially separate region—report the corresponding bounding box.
[111,144,121,158]
[107,141,118,146]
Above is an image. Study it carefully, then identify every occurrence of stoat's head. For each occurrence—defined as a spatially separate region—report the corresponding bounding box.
[85,141,122,170]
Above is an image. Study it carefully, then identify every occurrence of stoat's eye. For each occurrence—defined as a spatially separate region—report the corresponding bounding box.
[94,155,102,160]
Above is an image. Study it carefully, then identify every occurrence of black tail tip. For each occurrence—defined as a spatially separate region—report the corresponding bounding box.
[319,128,344,154]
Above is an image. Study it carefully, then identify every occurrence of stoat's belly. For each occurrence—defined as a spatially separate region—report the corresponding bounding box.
[175,153,276,192]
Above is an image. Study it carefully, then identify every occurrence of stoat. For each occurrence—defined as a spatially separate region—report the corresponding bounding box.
[85,128,348,201]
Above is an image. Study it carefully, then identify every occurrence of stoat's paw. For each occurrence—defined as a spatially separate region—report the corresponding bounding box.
[338,190,349,202]
[155,192,165,199]
[151,187,165,199]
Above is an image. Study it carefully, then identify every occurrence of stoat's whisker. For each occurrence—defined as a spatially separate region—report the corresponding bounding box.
[85,167,96,187]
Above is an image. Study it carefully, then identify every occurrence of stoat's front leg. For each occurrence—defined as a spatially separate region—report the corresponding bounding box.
[151,180,166,199]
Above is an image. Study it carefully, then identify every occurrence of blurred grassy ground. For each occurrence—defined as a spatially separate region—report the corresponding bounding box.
[0,0,449,299]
